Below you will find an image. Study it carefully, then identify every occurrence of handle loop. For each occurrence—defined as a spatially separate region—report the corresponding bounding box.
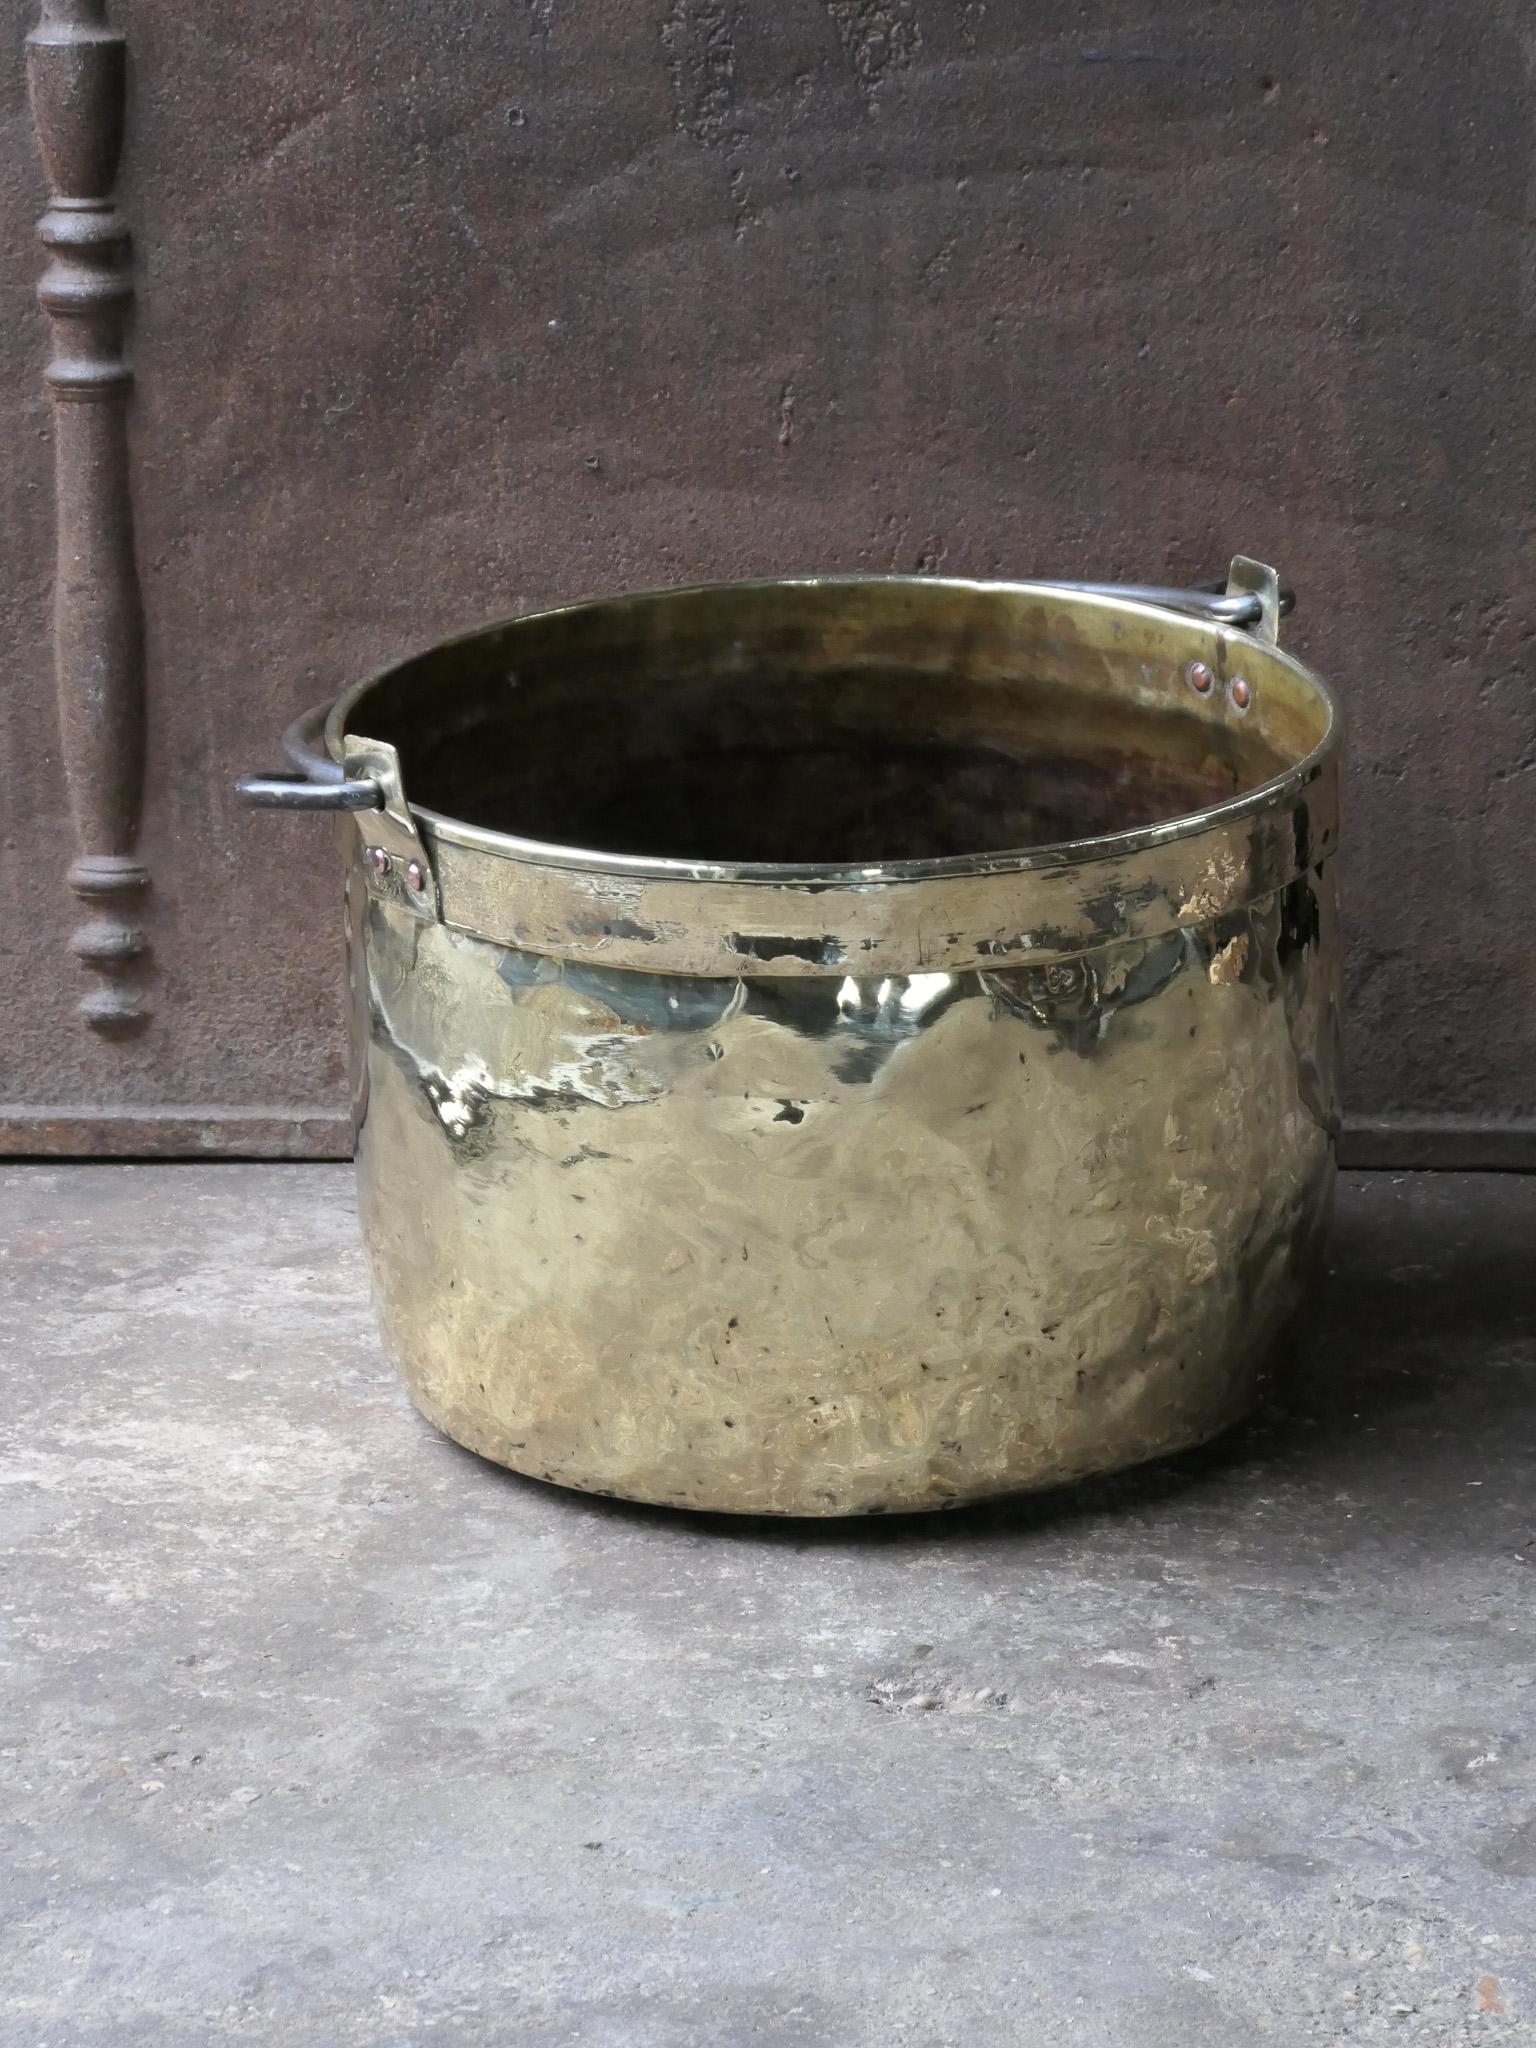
[236,702,383,811]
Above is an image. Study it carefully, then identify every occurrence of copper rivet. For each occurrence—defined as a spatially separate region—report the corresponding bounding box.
[1230,675,1252,711]
[1187,660,1214,696]
[406,860,425,892]
[368,847,391,877]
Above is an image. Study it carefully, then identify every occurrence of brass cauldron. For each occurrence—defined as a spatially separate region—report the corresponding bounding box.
[241,560,1341,1515]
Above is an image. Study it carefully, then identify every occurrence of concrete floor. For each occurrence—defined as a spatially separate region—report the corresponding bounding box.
[0,1168,1532,2047]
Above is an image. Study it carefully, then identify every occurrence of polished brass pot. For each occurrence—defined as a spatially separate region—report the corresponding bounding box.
[241,560,1341,1515]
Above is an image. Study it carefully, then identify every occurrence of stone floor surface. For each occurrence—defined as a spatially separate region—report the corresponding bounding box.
[0,1166,1533,2047]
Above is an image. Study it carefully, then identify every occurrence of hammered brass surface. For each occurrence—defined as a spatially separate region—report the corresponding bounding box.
[338,572,1341,1514]
[351,865,1337,1515]
[419,781,1337,979]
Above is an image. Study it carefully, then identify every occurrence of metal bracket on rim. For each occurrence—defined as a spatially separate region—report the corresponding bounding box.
[342,734,440,922]
[1223,556,1283,645]
[235,703,438,921]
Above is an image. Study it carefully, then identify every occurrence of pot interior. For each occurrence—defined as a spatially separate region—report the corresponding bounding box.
[344,580,1330,867]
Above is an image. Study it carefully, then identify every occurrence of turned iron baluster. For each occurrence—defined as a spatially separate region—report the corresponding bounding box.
[26,0,149,1034]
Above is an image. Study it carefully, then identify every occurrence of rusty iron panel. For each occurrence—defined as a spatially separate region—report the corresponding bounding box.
[0,1,1532,1159]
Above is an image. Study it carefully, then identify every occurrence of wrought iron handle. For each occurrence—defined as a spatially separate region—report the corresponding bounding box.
[236,702,383,811]
[237,567,1294,813]
[1040,578,1296,629]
